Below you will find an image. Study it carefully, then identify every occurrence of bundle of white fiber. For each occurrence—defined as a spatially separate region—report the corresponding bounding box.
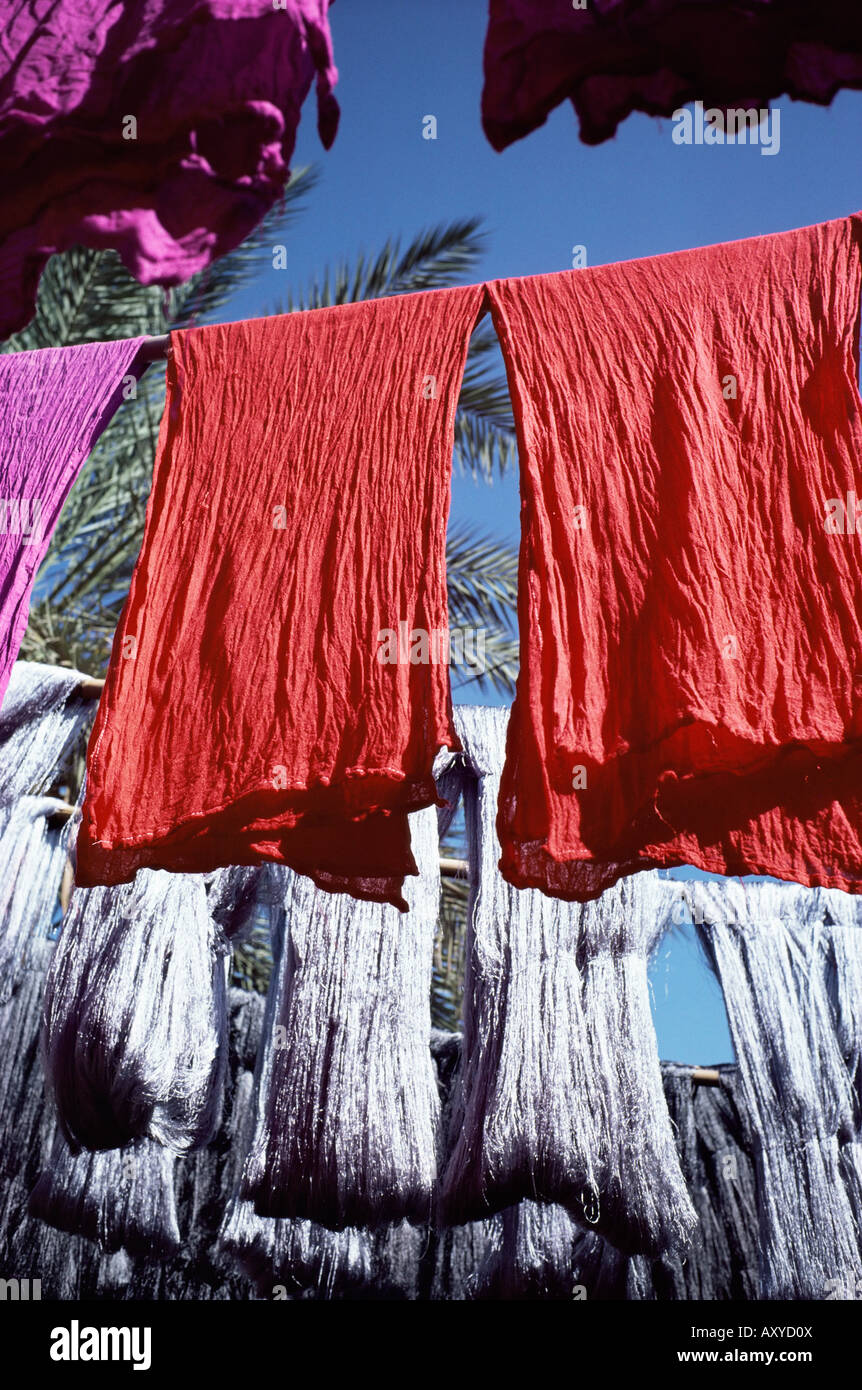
[577,871,696,1255]
[435,706,599,1223]
[220,903,302,1285]
[569,1228,643,1299]
[442,1044,753,1301]
[239,805,441,1230]
[813,887,862,1229]
[218,968,295,1292]
[437,706,694,1256]
[645,1063,758,1301]
[268,1221,374,1300]
[473,1201,588,1300]
[0,941,57,1188]
[691,879,862,1300]
[28,1133,180,1257]
[2,939,263,1296]
[0,940,128,1299]
[218,902,296,1289]
[218,948,376,1299]
[43,868,229,1152]
[413,1030,490,1299]
[163,988,270,1300]
[0,796,73,1001]
[206,865,284,942]
[0,661,94,805]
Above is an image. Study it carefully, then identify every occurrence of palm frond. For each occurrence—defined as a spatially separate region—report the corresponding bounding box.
[452,320,518,481]
[446,524,519,697]
[433,869,469,1032]
[231,921,275,995]
[2,247,165,353]
[277,217,486,312]
[447,524,518,628]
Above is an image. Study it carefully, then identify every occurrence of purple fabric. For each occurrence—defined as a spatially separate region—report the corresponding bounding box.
[0,338,146,703]
[482,0,862,150]
[0,0,339,340]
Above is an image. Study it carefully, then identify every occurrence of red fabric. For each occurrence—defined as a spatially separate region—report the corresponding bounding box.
[489,214,862,900]
[482,0,862,150]
[76,285,485,906]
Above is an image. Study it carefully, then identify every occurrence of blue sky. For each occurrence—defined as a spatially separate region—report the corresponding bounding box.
[227,0,862,1062]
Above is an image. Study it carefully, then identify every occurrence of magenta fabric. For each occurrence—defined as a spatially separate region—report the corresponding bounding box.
[0,0,339,341]
[0,338,146,704]
[482,0,862,150]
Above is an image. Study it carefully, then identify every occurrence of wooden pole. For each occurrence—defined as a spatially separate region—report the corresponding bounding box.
[691,1066,721,1086]
[77,676,105,697]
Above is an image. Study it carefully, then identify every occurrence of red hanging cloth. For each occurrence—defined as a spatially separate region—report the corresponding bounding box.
[488,214,862,900]
[76,285,485,907]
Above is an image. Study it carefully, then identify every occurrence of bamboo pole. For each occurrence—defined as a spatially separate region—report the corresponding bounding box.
[77,676,105,697]
[691,1067,721,1086]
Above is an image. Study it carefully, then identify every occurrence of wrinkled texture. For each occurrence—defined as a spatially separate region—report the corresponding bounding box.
[438,706,695,1256]
[0,0,339,340]
[482,0,862,150]
[0,338,145,702]
[490,215,862,900]
[239,804,441,1229]
[77,287,484,903]
[691,878,862,1299]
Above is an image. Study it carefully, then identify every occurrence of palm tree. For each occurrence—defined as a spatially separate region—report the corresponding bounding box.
[1,169,520,1027]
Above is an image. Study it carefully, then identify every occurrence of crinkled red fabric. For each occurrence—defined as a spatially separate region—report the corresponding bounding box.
[0,0,339,341]
[489,214,862,900]
[76,285,485,907]
[482,0,862,150]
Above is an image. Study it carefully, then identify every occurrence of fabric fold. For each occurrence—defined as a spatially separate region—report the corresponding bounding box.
[0,0,339,340]
[77,287,485,904]
[0,339,145,702]
[489,214,862,901]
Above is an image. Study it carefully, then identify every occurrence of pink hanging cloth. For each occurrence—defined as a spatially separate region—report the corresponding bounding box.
[0,338,147,705]
[482,0,862,150]
[488,214,862,900]
[75,286,485,907]
[0,0,339,341]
